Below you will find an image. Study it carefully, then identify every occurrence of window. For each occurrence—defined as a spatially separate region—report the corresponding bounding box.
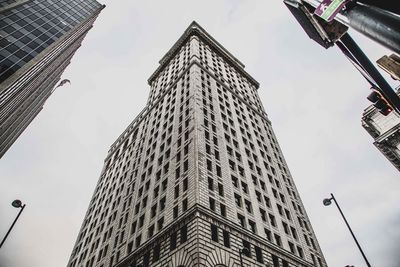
[232,176,238,187]
[183,178,188,191]
[158,217,164,230]
[238,214,246,228]
[139,215,145,228]
[291,227,298,240]
[297,246,304,258]
[241,182,248,194]
[181,225,188,243]
[127,241,133,254]
[289,241,295,253]
[209,198,215,211]
[175,185,180,199]
[182,198,188,211]
[143,251,150,267]
[136,235,141,248]
[272,254,279,267]
[223,230,230,248]
[234,194,242,207]
[151,204,157,218]
[255,246,263,263]
[269,214,276,227]
[148,225,154,238]
[242,240,251,257]
[249,220,257,233]
[152,244,160,262]
[245,200,252,213]
[208,178,214,190]
[211,224,218,242]
[170,232,177,250]
[264,228,271,241]
[220,204,226,217]
[173,206,179,219]
[218,183,224,196]
[282,259,289,267]
[274,234,281,247]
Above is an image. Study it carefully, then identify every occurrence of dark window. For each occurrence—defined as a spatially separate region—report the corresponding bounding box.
[218,183,224,196]
[143,251,150,267]
[127,241,133,253]
[242,240,251,257]
[211,224,218,242]
[223,230,230,248]
[152,244,160,262]
[249,220,257,233]
[297,246,304,258]
[238,214,246,228]
[208,177,214,190]
[182,198,188,211]
[136,235,141,248]
[274,234,282,247]
[209,198,215,211]
[255,246,263,263]
[170,232,177,250]
[181,225,188,243]
[220,204,226,217]
[272,254,280,267]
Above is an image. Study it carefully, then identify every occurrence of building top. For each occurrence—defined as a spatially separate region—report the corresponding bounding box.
[147,21,259,89]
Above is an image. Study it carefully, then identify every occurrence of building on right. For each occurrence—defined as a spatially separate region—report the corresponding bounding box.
[362,87,400,171]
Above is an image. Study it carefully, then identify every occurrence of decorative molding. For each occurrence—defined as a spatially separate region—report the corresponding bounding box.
[147,21,259,89]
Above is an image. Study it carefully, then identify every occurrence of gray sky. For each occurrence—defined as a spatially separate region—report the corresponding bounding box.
[1,1,399,267]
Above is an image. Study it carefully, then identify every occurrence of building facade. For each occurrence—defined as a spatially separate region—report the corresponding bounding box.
[362,88,400,171]
[67,22,327,267]
[0,0,105,158]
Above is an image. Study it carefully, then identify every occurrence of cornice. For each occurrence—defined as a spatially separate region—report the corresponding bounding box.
[147,21,259,89]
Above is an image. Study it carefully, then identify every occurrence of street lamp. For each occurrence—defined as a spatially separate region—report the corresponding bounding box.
[239,247,249,267]
[323,193,371,267]
[0,200,26,249]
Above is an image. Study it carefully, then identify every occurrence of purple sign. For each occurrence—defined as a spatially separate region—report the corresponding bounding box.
[314,0,349,22]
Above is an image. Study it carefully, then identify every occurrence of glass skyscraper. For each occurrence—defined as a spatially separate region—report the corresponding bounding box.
[67,22,327,267]
[0,0,104,157]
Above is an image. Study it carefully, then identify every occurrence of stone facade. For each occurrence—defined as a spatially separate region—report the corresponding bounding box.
[67,22,327,267]
[362,88,400,171]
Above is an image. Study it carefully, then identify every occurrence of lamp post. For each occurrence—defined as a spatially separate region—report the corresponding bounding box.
[239,247,249,267]
[323,193,371,267]
[0,200,26,249]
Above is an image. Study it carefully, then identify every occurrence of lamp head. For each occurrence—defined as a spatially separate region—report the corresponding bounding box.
[323,198,332,206]
[12,199,23,208]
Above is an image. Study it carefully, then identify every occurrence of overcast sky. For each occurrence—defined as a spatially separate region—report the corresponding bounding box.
[1,1,399,267]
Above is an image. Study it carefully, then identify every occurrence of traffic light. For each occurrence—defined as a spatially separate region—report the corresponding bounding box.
[367,87,394,115]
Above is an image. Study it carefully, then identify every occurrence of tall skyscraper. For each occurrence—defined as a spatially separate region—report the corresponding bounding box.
[362,87,400,171]
[0,0,105,158]
[68,22,327,267]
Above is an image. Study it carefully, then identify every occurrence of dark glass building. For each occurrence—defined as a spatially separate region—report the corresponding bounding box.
[0,0,105,158]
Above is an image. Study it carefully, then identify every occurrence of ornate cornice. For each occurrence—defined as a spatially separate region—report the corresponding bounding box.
[147,21,259,89]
